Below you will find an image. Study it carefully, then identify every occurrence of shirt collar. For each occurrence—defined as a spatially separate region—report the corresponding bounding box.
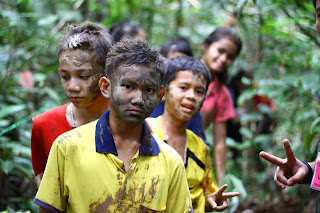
[95,110,160,156]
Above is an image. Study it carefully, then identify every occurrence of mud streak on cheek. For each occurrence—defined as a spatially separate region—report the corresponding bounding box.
[88,75,101,96]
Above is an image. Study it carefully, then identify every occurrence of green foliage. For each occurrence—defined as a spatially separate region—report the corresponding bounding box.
[1,0,320,211]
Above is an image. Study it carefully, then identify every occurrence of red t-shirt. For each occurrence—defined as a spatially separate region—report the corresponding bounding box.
[201,77,235,123]
[31,103,72,175]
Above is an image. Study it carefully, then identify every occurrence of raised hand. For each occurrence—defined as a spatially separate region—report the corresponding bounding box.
[205,184,239,212]
[259,139,310,189]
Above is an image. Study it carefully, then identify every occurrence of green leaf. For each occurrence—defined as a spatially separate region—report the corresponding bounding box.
[37,15,58,26]
[304,131,316,150]
[0,119,10,127]
[43,87,62,105]
[1,160,15,175]
[0,104,26,119]
[223,173,247,199]
[310,117,320,132]
[240,127,253,140]
[226,137,251,150]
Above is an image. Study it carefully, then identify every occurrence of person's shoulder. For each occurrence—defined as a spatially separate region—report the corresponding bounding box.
[186,130,206,146]
[54,120,97,146]
[186,130,208,154]
[153,135,183,164]
[222,84,231,94]
[33,103,69,125]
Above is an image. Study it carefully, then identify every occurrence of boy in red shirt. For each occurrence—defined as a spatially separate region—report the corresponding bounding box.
[31,22,114,180]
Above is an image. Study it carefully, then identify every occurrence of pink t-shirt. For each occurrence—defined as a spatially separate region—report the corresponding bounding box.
[201,77,235,123]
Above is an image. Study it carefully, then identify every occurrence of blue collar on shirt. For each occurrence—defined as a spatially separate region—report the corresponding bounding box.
[95,110,160,156]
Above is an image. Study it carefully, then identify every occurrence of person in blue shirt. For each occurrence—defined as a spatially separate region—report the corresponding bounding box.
[150,37,208,143]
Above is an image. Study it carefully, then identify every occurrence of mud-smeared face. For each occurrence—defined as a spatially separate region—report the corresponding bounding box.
[109,63,161,125]
[201,38,238,76]
[58,49,102,108]
[165,70,206,122]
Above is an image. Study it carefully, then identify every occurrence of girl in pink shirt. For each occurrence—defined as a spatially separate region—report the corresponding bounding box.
[200,27,242,184]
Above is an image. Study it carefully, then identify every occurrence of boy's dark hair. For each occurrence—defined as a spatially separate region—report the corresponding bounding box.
[164,56,211,90]
[105,39,165,86]
[109,22,145,43]
[203,27,242,84]
[161,37,193,58]
[58,22,114,73]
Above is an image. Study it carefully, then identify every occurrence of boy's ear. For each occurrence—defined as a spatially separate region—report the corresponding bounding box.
[157,87,165,104]
[99,76,111,99]
[161,88,166,102]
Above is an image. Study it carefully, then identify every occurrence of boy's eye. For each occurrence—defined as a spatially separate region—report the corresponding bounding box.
[60,75,69,80]
[123,84,132,89]
[146,88,154,93]
[180,86,187,91]
[80,75,89,79]
[196,89,205,95]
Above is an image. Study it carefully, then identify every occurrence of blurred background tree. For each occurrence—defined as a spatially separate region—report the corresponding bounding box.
[1,0,320,212]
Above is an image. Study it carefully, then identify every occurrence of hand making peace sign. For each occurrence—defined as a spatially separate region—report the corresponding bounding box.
[259,139,313,189]
[205,184,240,211]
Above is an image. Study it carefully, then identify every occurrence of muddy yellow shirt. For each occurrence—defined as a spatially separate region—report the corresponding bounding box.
[147,116,218,213]
[34,111,193,213]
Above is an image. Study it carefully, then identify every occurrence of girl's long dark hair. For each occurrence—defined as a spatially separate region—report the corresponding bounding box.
[203,27,242,84]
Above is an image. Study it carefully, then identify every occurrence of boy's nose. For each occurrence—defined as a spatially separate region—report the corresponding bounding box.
[131,90,144,105]
[186,89,196,100]
[68,78,81,92]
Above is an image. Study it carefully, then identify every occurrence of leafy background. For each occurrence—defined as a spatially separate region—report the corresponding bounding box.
[1,0,320,212]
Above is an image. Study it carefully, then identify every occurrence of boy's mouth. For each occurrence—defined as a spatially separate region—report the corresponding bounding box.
[181,103,195,113]
[126,108,144,115]
[69,96,83,102]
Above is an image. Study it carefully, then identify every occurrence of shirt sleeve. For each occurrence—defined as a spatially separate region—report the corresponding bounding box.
[166,159,193,213]
[34,137,68,212]
[31,120,47,176]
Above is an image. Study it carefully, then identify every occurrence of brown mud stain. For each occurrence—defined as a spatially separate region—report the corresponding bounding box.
[54,177,60,195]
[148,176,160,198]
[139,205,157,213]
[89,175,162,212]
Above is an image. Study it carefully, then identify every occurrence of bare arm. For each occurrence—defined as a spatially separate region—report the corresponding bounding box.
[202,109,214,129]
[213,122,226,185]
[39,207,52,213]
[34,172,43,188]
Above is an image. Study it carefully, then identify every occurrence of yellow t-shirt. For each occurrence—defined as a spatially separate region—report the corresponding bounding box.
[35,111,193,213]
[147,116,218,213]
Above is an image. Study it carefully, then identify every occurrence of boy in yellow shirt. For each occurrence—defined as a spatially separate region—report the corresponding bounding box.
[34,39,193,213]
[147,56,239,212]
